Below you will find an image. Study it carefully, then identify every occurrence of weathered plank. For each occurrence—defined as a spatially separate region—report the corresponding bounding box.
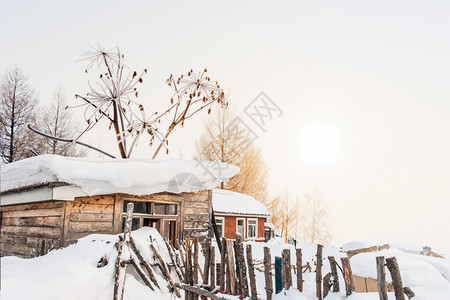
[341,257,355,296]
[1,242,38,257]
[2,208,63,218]
[0,201,65,211]
[1,225,61,239]
[296,249,303,292]
[69,212,113,222]
[328,256,340,293]
[1,216,61,227]
[68,203,114,214]
[72,196,115,205]
[67,231,113,241]
[68,221,113,232]
[386,257,405,300]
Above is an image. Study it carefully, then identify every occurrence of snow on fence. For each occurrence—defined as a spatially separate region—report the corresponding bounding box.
[111,203,416,300]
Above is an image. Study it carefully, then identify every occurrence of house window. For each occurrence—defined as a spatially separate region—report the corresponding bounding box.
[247,219,257,239]
[215,217,224,238]
[154,203,177,215]
[236,218,245,237]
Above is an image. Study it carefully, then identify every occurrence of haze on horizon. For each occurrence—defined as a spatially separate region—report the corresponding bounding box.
[1,1,449,252]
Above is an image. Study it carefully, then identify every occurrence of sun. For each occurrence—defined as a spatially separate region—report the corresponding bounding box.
[297,121,342,166]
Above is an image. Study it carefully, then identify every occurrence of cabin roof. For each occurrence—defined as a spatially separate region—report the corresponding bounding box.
[1,155,239,197]
[212,189,270,217]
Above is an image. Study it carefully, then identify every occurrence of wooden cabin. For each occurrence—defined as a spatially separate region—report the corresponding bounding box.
[212,189,270,242]
[0,155,239,258]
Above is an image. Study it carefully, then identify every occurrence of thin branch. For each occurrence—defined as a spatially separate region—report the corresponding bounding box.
[27,124,116,158]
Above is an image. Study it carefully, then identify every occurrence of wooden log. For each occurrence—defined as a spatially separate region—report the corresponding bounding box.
[264,247,274,300]
[201,239,211,300]
[341,257,355,296]
[220,238,226,291]
[185,237,192,300]
[150,244,182,298]
[376,256,388,300]
[328,256,340,293]
[226,239,237,294]
[130,257,154,291]
[216,263,220,287]
[233,241,242,295]
[176,283,229,300]
[323,272,332,298]
[386,257,405,300]
[246,244,257,300]
[130,237,160,289]
[113,241,124,300]
[296,248,303,292]
[193,237,199,286]
[403,287,415,299]
[235,234,249,297]
[316,245,323,300]
[164,238,184,282]
[282,249,292,290]
[210,246,216,290]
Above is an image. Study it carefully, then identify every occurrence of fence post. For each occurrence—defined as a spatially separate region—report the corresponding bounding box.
[220,238,226,292]
[316,244,323,300]
[386,257,405,300]
[246,244,258,300]
[376,256,388,300]
[296,248,303,292]
[282,249,292,290]
[264,247,273,300]
[328,256,340,293]
[341,257,355,296]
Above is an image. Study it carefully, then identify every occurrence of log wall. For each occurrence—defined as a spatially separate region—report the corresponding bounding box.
[63,195,115,245]
[1,201,65,258]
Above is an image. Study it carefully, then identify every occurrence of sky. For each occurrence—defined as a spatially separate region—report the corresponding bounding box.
[1,1,450,252]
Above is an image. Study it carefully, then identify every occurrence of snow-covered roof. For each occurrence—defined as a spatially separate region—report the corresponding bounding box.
[212,189,270,217]
[1,155,239,196]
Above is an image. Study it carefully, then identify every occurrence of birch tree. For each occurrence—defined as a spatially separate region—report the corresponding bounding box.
[0,67,38,163]
[33,88,85,156]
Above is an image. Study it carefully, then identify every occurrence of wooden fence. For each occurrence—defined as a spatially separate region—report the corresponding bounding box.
[110,204,415,300]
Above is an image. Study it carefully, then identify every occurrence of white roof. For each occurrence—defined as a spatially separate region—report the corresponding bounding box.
[212,189,270,217]
[1,155,239,196]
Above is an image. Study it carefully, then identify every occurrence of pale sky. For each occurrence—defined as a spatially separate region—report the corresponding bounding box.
[2,1,450,252]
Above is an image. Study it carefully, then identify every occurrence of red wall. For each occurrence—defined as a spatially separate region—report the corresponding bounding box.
[216,214,265,241]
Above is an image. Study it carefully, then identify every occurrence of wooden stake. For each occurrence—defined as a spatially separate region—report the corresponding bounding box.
[226,239,237,294]
[282,249,292,290]
[130,237,160,288]
[376,256,388,300]
[316,245,323,300]
[220,238,226,291]
[341,257,355,296]
[164,238,184,282]
[328,256,340,293]
[235,234,249,297]
[210,246,216,290]
[113,241,124,300]
[177,283,229,300]
[233,241,242,295]
[185,238,192,300]
[150,243,181,298]
[296,248,303,292]
[246,244,257,300]
[193,238,199,284]
[130,257,154,290]
[264,247,273,300]
[386,257,405,300]
[323,273,332,298]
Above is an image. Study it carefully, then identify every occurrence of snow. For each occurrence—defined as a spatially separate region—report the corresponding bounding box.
[1,155,239,197]
[2,232,450,299]
[212,189,270,216]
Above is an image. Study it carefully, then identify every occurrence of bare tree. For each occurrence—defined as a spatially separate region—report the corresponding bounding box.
[299,184,332,245]
[195,106,269,202]
[33,88,85,156]
[0,67,38,163]
[265,192,300,242]
[30,47,226,159]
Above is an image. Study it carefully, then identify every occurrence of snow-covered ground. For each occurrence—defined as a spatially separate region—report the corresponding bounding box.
[2,228,450,300]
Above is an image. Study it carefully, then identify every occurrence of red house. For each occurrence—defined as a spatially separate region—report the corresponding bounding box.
[212,189,270,241]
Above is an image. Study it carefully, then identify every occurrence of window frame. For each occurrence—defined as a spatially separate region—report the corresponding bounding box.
[247,218,258,239]
[236,217,246,238]
[215,217,225,238]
